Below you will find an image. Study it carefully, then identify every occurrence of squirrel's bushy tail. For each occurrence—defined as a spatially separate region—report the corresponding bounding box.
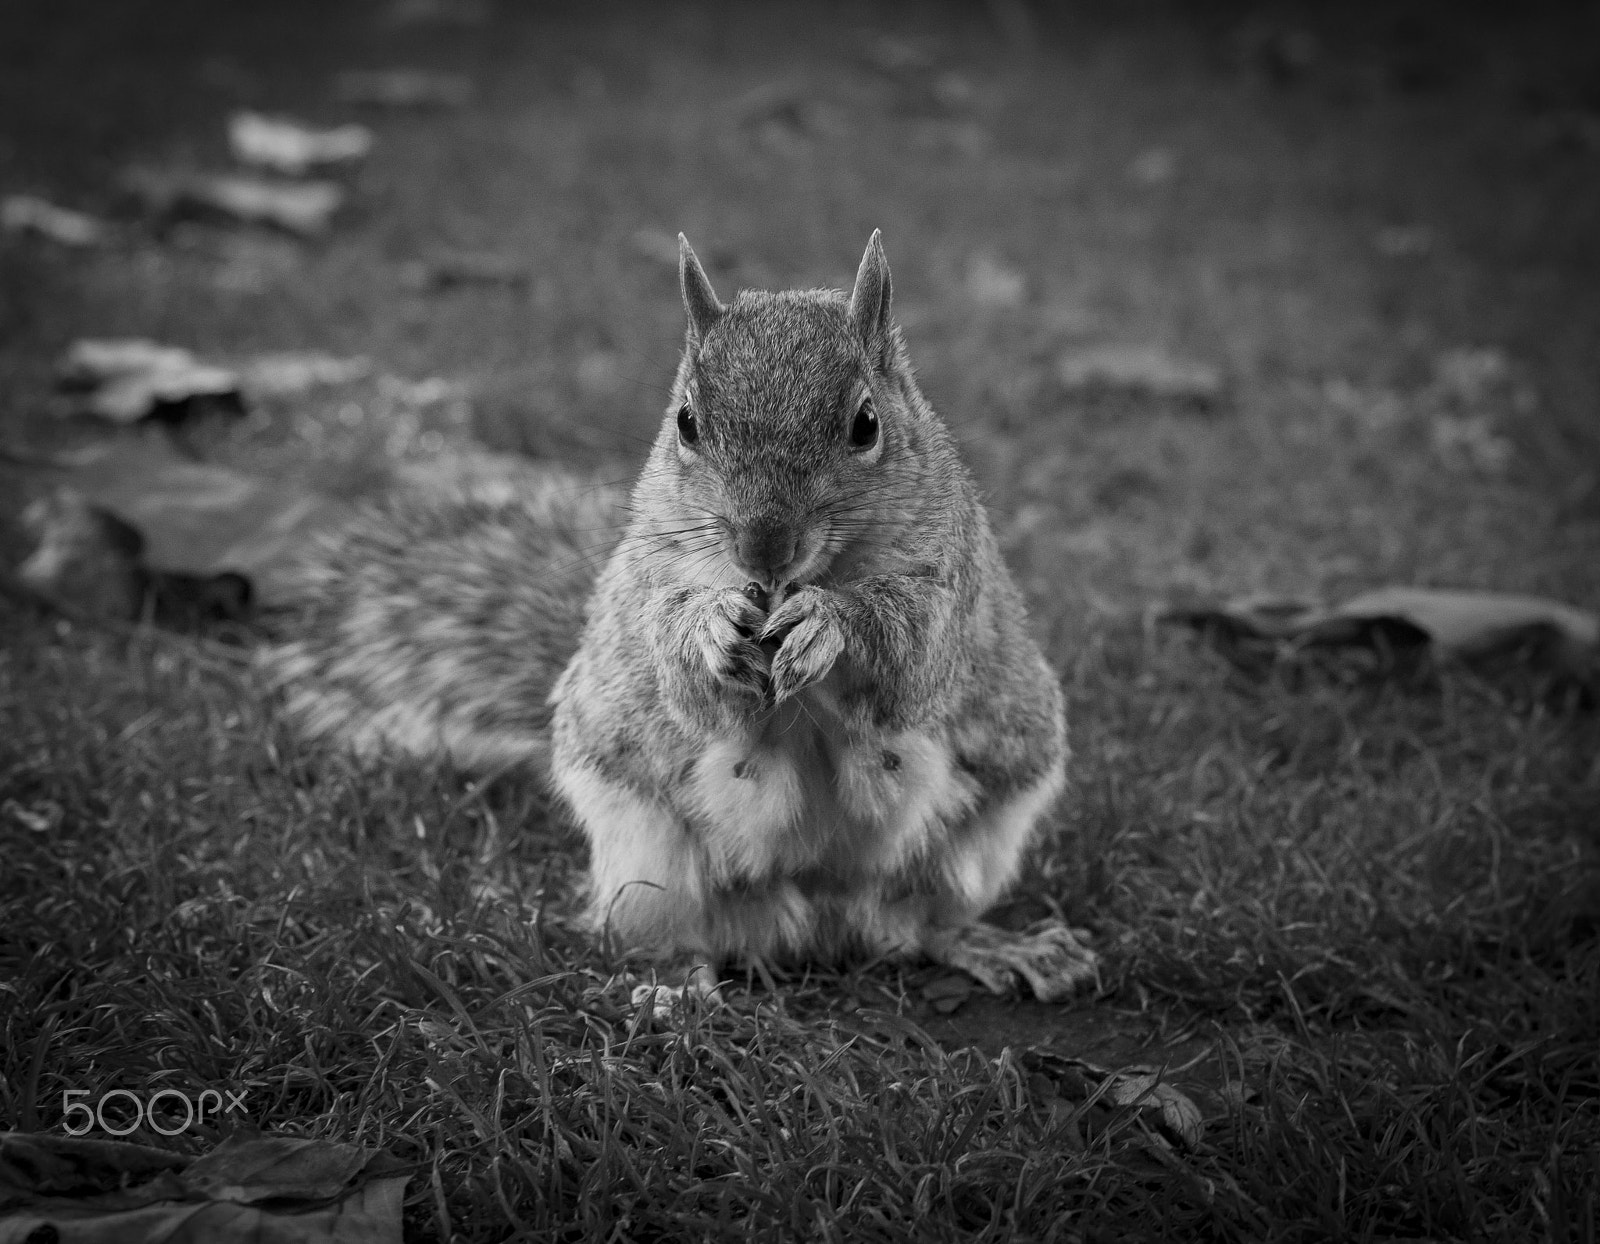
[258,458,625,774]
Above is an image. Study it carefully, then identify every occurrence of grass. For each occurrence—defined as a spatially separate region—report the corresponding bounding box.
[2,1,1599,1240]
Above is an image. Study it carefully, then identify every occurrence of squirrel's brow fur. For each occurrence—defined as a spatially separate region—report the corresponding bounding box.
[694,290,864,418]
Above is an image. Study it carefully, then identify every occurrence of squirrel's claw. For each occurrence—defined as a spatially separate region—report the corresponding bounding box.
[710,638,771,697]
[762,586,844,702]
[630,962,725,1020]
[929,921,1100,1003]
[696,588,774,697]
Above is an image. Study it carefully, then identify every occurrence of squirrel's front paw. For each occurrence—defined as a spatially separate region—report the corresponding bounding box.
[760,586,845,702]
[692,587,771,697]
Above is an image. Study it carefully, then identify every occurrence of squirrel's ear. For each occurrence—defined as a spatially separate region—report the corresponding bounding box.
[678,234,725,344]
[848,229,893,364]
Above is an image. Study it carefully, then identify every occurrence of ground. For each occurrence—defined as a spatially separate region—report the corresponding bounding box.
[1,1,1598,1241]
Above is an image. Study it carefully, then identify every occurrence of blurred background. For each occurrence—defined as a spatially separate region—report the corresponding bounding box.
[2,0,1597,629]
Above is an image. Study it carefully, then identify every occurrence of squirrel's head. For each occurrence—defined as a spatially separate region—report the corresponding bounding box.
[655,231,937,592]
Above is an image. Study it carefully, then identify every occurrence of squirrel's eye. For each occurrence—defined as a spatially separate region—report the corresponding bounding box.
[848,398,878,450]
[677,404,699,446]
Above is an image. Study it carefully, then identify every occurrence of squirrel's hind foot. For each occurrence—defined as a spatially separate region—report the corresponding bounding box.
[629,961,725,1021]
[930,920,1100,1003]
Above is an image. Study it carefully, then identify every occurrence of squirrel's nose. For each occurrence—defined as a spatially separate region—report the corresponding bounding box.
[734,516,797,584]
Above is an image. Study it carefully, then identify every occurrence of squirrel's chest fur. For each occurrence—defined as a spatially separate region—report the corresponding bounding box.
[684,681,979,894]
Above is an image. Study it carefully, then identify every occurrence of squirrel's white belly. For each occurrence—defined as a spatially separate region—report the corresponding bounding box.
[686,691,979,892]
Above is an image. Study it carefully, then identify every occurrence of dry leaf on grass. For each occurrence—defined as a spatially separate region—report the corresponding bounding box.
[15,435,350,613]
[0,1132,189,1202]
[58,341,373,418]
[57,339,243,424]
[17,491,149,618]
[229,112,374,175]
[1019,1052,1207,1149]
[181,1133,401,1203]
[1057,344,1226,408]
[0,1131,407,1244]
[123,168,344,236]
[1164,586,1599,676]
[58,339,207,387]
[1,194,108,246]
[1107,1073,1206,1148]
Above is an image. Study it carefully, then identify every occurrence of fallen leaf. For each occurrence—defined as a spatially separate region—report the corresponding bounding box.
[57,339,243,424]
[0,1131,407,1244]
[57,341,369,415]
[1018,1053,1094,1103]
[198,177,343,236]
[0,1180,408,1244]
[0,1133,188,1200]
[17,489,145,617]
[1332,587,1598,658]
[182,1134,380,1203]
[58,339,199,387]
[333,68,475,109]
[1026,1072,1058,1103]
[21,435,350,609]
[1,194,108,246]
[1108,1074,1206,1147]
[1058,344,1225,408]
[123,168,343,236]
[228,112,373,175]
[1164,587,1599,673]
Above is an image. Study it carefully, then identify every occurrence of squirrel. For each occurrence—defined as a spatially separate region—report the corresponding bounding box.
[263,232,1098,1004]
